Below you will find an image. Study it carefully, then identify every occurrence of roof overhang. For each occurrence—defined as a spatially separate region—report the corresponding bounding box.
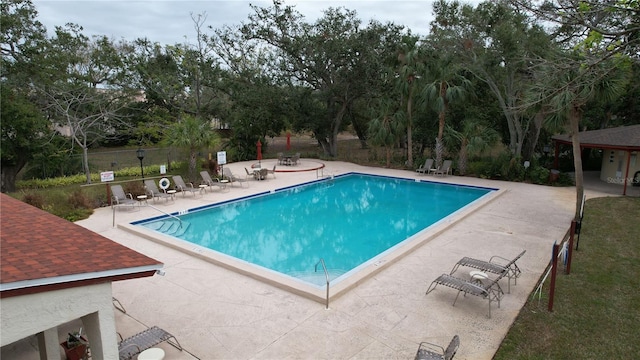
[0,264,162,298]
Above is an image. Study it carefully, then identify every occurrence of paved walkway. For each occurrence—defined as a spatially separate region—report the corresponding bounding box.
[6,161,633,359]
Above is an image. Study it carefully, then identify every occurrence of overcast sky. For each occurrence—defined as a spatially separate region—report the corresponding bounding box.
[31,1,480,46]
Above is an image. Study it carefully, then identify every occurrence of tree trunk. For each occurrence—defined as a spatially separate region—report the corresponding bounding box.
[82,146,91,184]
[522,111,544,161]
[386,147,391,167]
[406,87,414,167]
[458,141,468,176]
[569,105,584,221]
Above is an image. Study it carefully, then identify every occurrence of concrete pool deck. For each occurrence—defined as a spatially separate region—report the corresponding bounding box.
[7,161,627,359]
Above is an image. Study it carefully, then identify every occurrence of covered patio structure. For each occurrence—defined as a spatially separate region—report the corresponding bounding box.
[0,194,163,359]
[552,124,640,195]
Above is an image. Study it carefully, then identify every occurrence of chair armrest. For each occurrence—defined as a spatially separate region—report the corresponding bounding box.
[489,255,510,264]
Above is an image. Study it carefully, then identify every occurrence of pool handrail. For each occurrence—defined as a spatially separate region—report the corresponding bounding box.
[315,258,330,310]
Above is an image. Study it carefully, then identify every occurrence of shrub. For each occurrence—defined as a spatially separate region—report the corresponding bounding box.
[68,189,93,210]
[22,192,45,209]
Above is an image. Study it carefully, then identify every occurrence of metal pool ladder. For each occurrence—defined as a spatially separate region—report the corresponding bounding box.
[315,258,330,309]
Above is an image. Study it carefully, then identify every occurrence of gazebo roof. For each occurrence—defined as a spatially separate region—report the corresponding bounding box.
[552,124,640,150]
[0,194,162,298]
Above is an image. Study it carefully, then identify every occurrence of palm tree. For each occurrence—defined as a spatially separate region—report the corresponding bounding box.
[445,120,500,176]
[163,114,221,181]
[421,50,470,169]
[368,101,405,168]
[395,36,423,167]
[529,54,630,219]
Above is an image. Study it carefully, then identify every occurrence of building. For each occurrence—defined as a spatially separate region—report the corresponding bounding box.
[0,194,162,359]
[552,124,640,195]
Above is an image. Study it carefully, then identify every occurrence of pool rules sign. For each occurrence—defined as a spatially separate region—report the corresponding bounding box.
[217,151,227,165]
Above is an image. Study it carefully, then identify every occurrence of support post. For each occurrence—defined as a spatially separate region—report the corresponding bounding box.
[566,220,575,275]
[548,243,559,312]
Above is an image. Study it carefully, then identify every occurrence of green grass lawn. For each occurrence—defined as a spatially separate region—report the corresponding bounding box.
[494,196,640,359]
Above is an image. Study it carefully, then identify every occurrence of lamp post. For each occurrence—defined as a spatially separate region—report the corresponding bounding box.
[136,148,145,185]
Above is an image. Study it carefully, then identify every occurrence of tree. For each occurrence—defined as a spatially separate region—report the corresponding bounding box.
[237,1,405,157]
[1,0,52,192]
[445,119,499,175]
[420,45,471,169]
[429,0,554,160]
[38,27,133,183]
[395,35,424,167]
[0,87,52,192]
[163,114,221,181]
[368,100,405,168]
[511,0,635,219]
[526,52,630,218]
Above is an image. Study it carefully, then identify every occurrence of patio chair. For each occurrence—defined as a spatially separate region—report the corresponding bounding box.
[277,152,284,165]
[416,159,435,175]
[111,185,137,209]
[450,250,526,293]
[223,168,248,187]
[144,180,173,203]
[415,335,460,360]
[434,160,453,176]
[426,271,506,318]
[267,164,276,179]
[118,326,182,360]
[290,153,300,166]
[200,170,227,191]
[172,175,200,197]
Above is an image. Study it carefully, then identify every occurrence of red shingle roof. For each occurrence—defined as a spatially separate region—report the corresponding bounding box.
[0,193,162,297]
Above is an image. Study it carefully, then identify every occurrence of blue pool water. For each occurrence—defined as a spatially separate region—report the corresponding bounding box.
[135,173,493,285]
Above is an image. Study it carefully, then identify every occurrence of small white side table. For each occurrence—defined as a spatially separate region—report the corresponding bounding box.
[137,347,165,360]
[166,189,177,201]
[136,195,148,206]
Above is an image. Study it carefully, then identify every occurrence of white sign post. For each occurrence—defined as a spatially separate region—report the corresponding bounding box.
[217,151,227,177]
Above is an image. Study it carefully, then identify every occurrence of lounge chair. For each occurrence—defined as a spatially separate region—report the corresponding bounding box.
[172,175,200,197]
[415,335,460,360]
[450,250,526,293]
[267,165,276,179]
[118,326,182,360]
[200,170,227,191]
[434,160,453,176]
[111,185,137,209]
[426,271,505,318]
[144,180,173,203]
[223,168,248,187]
[416,159,435,175]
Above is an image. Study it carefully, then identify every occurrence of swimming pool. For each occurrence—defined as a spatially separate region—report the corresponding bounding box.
[127,173,497,301]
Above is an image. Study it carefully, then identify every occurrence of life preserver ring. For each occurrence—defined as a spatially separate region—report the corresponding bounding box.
[159,177,170,190]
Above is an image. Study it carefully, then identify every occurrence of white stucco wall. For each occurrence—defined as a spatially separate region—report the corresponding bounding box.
[1,282,119,359]
[600,150,640,185]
